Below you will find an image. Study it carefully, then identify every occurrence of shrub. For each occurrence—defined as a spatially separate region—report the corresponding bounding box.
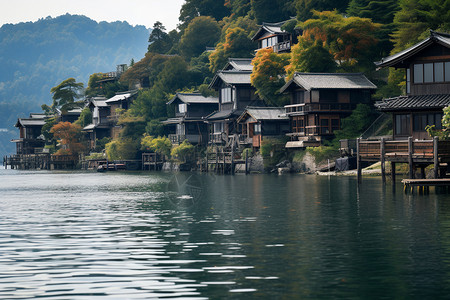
[171,140,195,162]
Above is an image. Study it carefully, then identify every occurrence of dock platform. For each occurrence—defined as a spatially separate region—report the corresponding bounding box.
[402,178,450,194]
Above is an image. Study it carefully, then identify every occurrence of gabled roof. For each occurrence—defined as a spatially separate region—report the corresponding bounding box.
[223,58,254,71]
[237,107,288,123]
[252,20,291,41]
[15,118,46,128]
[375,94,450,111]
[56,107,83,115]
[29,113,47,119]
[375,31,450,68]
[280,73,377,93]
[166,92,218,105]
[205,109,245,121]
[209,70,253,89]
[105,90,138,103]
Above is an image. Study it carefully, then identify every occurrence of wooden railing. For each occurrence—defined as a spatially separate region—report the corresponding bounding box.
[273,41,291,53]
[285,103,356,115]
[169,134,186,145]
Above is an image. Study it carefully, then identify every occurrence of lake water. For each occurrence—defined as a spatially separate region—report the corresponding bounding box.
[1,168,450,299]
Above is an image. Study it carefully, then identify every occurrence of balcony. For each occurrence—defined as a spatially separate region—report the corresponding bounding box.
[273,41,291,53]
[285,103,356,115]
[169,134,186,145]
[209,133,227,144]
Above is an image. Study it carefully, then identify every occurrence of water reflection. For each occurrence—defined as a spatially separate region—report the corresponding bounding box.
[1,170,450,299]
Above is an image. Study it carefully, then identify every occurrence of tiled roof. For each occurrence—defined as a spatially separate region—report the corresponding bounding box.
[223,58,254,71]
[280,73,377,93]
[105,90,137,103]
[205,109,243,121]
[375,31,450,68]
[376,94,450,111]
[15,118,46,127]
[209,70,252,88]
[167,93,218,105]
[252,19,292,40]
[238,107,288,123]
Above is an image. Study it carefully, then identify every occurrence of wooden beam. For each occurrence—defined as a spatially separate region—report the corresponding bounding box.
[357,138,362,184]
[381,137,386,184]
[434,136,439,179]
[408,137,414,179]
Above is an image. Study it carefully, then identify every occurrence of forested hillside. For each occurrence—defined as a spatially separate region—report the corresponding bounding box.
[0,14,149,157]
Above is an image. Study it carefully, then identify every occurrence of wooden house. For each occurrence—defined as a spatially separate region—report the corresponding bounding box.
[12,114,47,155]
[82,97,110,150]
[280,73,377,148]
[162,92,218,145]
[104,90,138,139]
[207,62,264,144]
[56,107,82,123]
[375,31,450,140]
[237,107,290,148]
[251,19,297,53]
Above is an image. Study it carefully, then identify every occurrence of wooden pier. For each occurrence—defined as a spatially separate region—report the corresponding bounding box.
[205,148,246,174]
[3,154,78,170]
[402,179,450,194]
[142,153,164,170]
[356,137,450,183]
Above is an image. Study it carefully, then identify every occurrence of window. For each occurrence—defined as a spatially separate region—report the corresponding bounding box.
[395,114,411,136]
[320,118,329,134]
[254,123,262,134]
[414,62,450,83]
[292,116,304,133]
[214,122,223,133]
[176,124,185,135]
[294,91,304,104]
[413,113,443,131]
[414,64,423,83]
[178,103,187,113]
[435,62,444,82]
[320,90,337,102]
[221,87,232,103]
[424,63,433,83]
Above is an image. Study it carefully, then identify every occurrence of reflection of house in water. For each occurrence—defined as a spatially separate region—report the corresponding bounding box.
[162,92,218,145]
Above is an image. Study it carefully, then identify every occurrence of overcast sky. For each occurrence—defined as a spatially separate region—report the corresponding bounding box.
[0,0,185,30]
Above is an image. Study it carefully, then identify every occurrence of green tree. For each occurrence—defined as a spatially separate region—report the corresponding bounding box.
[142,136,172,158]
[179,16,221,59]
[46,78,84,113]
[347,0,399,24]
[147,21,172,54]
[287,40,337,76]
[74,107,92,128]
[392,0,450,52]
[251,0,296,23]
[179,0,230,30]
[295,10,382,72]
[250,48,290,106]
[426,106,450,140]
[296,0,350,21]
[105,137,140,160]
[171,140,195,162]
[224,0,252,17]
[209,27,256,73]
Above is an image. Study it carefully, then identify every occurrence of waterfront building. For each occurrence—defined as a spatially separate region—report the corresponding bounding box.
[104,90,138,139]
[280,73,377,148]
[82,97,109,151]
[162,92,218,145]
[207,59,264,145]
[237,106,290,148]
[375,30,450,140]
[12,113,47,155]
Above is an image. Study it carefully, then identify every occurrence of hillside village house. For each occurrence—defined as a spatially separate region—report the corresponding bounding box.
[12,113,47,155]
[162,92,218,145]
[280,73,377,148]
[251,19,298,53]
[375,31,450,140]
[207,59,264,144]
[104,90,138,139]
[82,96,109,151]
[237,106,290,148]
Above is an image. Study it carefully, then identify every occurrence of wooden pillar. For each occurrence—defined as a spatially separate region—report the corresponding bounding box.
[245,153,249,174]
[434,136,439,179]
[391,162,396,185]
[205,152,208,172]
[381,137,386,184]
[408,137,414,179]
[215,147,218,174]
[231,147,235,175]
[357,138,362,184]
[420,166,426,179]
